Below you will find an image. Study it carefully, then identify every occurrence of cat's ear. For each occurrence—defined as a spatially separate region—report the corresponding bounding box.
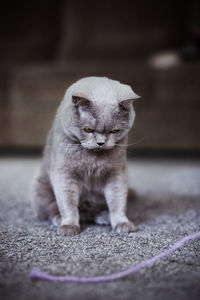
[119,95,140,110]
[72,96,91,107]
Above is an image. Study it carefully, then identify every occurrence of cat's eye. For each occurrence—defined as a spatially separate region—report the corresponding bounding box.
[84,127,94,133]
[110,129,120,133]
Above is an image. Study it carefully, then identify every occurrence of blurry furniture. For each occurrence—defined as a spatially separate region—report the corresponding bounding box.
[0,0,200,151]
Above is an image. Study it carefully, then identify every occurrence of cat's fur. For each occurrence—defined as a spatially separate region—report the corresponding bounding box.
[32,77,139,236]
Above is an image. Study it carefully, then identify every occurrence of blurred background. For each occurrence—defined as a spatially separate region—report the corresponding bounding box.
[0,0,200,155]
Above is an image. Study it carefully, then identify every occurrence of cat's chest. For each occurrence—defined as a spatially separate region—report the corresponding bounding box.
[70,150,111,187]
[77,155,108,179]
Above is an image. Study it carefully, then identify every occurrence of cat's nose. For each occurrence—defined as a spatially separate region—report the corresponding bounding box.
[97,142,105,147]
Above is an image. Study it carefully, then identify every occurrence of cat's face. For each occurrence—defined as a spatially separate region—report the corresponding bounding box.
[71,96,135,151]
[61,77,139,151]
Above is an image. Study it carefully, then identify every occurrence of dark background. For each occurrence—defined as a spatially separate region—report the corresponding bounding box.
[0,0,200,154]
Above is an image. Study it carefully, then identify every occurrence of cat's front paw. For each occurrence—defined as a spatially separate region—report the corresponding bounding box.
[58,224,80,236]
[114,221,136,234]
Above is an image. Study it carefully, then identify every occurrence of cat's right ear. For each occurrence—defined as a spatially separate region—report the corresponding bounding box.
[72,96,91,108]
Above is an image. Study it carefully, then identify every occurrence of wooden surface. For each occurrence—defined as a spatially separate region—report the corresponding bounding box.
[0,62,199,150]
[0,0,199,150]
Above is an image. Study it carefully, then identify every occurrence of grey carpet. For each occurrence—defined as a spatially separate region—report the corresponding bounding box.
[0,157,200,300]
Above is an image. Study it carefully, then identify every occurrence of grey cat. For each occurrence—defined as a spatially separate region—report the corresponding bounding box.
[32,76,139,236]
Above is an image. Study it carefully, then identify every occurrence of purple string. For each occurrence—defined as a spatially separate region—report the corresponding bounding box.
[29,231,200,283]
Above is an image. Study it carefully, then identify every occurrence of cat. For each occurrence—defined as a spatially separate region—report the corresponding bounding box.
[32,76,140,236]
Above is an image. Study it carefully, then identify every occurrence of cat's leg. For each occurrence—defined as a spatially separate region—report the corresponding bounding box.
[32,168,59,220]
[51,214,61,226]
[104,174,136,233]
[94,211,110,225]
[79,192,109,224]
[50,172,80,236]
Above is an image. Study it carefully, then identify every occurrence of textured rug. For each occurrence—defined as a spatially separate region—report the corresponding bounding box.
[0,157,200,300]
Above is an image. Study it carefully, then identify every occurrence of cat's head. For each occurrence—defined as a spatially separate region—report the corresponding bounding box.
[62,77,140,151]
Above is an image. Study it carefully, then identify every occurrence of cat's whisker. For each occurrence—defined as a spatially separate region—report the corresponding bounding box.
[116,138,145,148]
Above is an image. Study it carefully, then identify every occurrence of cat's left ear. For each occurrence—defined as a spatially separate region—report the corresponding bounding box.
[119,95,141,110]
[72,96,91,107]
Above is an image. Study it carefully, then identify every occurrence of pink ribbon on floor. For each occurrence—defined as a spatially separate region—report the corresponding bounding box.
[29,231,200,283]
